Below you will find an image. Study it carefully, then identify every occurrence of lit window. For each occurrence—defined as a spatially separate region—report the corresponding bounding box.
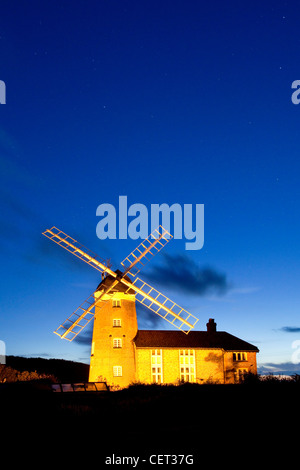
[179,350,196,382]
[112,299,121,308]
[234,368,248,383]
[113,338,122,348]
[113,319,122,327]
[151,349,163,383]
[233,352,247,361]
[113,366,122,377]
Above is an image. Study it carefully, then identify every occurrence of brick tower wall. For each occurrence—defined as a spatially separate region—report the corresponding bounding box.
[89,291,138,388]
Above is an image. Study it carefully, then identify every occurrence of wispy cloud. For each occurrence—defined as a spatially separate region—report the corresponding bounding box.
[73,324,93,346]
[0,127,34,186]
[229,286,261,295]
[258,362,300,375]
[279,326,300,333]
[136,303,165,329]
[0,186,97,276]
[143,253,232,297]
[0,188,39,246]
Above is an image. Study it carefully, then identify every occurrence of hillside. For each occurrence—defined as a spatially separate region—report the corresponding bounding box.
[1,355,89,383]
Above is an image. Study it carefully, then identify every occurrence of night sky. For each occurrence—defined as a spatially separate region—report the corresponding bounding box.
[1,1,300,375]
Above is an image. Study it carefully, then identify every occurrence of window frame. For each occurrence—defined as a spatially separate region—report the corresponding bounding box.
[113,366,122,377]
[233,352,247,362]
[234,368,248,383]
[113,338,122,348]
[151,349,163,383]
[179,349,196,382]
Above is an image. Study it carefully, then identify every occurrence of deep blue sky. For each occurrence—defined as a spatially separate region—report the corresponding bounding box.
[1,0,300,375]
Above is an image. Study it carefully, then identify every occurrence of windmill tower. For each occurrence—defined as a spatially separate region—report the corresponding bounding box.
[89,272,138,387]
[43,226,199,387]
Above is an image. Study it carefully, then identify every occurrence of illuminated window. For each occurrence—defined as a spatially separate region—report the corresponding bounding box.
[112,299,121,308]
[235,368,248,383]
[151,349,163,383]
[113,319,122,327]
[233,352,247,361]
[179,350,195,382]
[113,338,122,348]
[113,366,122,377]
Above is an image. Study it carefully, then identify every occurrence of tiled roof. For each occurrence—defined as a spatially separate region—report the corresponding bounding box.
[134,330,259,352]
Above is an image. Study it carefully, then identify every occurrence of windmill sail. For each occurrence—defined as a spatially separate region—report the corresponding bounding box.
[54,277,122,341]
[125,277,199,333]
[43,227,111,276]
[54,292,100,341]
[121,225,172,277]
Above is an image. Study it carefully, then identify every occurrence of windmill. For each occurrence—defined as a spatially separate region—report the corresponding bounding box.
[43,226,200,385]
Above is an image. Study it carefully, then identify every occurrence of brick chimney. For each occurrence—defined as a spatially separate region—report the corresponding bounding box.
[206,318,217,333]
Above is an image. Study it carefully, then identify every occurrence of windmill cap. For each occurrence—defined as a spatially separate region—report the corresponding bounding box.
[96,270,135,294]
